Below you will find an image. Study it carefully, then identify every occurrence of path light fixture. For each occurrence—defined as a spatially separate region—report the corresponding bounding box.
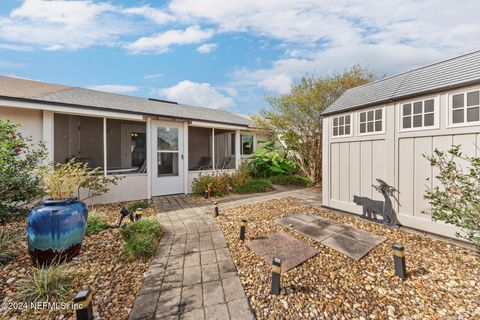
[239,217,247,240]
[204,189,209,199]
[392,244,407,280]
[271,257,282,295]
[213,201,219,217]
[74,288,95,320]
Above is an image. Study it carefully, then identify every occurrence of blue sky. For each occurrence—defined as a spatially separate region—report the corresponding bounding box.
[1,1,479,114]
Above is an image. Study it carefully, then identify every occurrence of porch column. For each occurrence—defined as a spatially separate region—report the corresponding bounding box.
[212,128,215,170]
[146,117,152,199]
[103,117,107,177]
[235,130,241,169]
[42,110,54,164]
[183,122,189,194]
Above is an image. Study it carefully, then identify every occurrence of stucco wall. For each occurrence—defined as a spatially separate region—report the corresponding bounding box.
[0,105,43,142]
[323,84,480,238]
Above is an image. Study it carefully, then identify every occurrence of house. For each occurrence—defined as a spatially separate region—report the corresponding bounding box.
[0,75,264,204]
[321,51,480,238]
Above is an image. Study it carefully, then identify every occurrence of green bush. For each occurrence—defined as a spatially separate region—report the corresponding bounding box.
[191,173,231,196]
[127,200,149,211]
[424,146,480,246]
[0,229,15,265]
[121,219,162,261]
[248,141,295,177]
[17,262,75,302]
[235,179,273,194]
[270,175,314,187]
[0,120,47,223]
[86,209,109,235]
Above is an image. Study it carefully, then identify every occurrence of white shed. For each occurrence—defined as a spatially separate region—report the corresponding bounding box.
[321,51,480,238]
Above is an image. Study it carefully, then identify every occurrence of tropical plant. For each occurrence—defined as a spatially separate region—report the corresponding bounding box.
[0,120,47,222]
[248,141,295,177]
[17,261,76,302]
[39,160,121,201]
[254,65,375,183]
[424,145,480,246]
[121,219,163,261]
[270,175,314,187]
[234,179,273,194]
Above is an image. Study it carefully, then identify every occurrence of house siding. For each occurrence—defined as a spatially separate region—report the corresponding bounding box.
[323,83,480,238]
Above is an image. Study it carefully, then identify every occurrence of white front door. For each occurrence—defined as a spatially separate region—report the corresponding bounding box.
[151,121,184,196]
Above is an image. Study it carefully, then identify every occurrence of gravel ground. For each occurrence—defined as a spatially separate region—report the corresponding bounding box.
[0,202,156,320]
[216,197,480,320]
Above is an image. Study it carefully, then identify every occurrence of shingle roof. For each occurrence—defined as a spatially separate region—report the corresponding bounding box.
[0,75,253,127]
[323,50,480,115]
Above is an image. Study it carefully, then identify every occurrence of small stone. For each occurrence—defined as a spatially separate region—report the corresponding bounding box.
[6,277,15,284]
[282,300,289,309]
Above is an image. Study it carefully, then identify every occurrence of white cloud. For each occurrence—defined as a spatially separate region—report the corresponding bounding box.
[0,0,131,50]
[196,43,217,54]
[126,25,214,54]
[87,84,139,94]
[155,80,235,109]
[123,6,174,24]
[144,73,164,80]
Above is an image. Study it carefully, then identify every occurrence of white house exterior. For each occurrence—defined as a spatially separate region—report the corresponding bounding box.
[322,51,480,238]
[0,76,265,204]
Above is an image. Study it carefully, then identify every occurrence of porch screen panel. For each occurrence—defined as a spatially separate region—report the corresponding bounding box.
[214,129,236,169]
[188,127,212,171]
[106,119,147,175]
[53,114,104,171]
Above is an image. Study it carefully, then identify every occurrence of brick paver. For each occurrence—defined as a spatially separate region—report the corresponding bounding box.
[129,189,321,320]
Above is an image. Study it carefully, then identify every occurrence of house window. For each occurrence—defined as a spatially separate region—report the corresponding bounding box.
[451,91,480,125]
[359,108,383,134]
[332,114,351,137]
[241,134,254,155]
[401,99,435,129]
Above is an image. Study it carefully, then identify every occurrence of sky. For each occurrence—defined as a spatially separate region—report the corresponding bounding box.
[0,0,480,115]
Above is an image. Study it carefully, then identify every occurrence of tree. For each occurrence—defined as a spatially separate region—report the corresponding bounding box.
[254,65,375,184]
[424,146,480,246]
[0,120,47,222]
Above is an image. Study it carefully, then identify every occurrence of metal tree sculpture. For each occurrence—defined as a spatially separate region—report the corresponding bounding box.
[372,178,399,227]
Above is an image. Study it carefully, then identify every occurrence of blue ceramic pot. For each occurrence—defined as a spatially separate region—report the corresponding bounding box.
[27,198,88,265]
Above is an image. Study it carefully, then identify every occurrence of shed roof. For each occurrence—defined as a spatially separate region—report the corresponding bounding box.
[0,75,253,127]
[323,50,480,116]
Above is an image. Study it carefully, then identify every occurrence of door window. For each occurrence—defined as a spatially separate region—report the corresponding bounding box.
[157,126,179,176]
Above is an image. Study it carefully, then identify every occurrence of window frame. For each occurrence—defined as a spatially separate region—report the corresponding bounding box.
[398,96,440,132]
[357,106,386,136]
[240,134,254,155]
[331,113,353,138]
[447,89,480,128]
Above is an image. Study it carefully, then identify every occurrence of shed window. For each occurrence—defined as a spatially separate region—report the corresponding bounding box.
[451,91,480,124]
[401,99,435,129]
[359,108,383,134]
[332,114,351,137]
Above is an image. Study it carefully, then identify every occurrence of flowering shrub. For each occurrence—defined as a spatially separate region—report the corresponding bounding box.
[424,145,480,246]
[0,120,47,222]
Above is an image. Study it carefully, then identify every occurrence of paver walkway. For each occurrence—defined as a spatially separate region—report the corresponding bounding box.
[129,189,321,320]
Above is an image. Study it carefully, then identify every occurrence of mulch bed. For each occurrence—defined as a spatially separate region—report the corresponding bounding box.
[216,197,480,320]
[0,202,156,320]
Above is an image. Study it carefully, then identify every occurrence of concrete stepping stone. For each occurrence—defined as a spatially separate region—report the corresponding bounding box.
[277,213,386,261]
[247,232,320,272]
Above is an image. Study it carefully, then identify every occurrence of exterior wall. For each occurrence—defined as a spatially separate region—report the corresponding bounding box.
[82,175,148,205]
[0,105,43,142]
[323,83,480,238]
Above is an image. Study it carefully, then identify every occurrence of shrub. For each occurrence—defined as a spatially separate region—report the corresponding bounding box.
[191,173,231,196]
[230,163,253,191]
[248,141,295,177]
[235,179,273,194]
[270,175,314,187]
[86,209,109,235]
[121,219,162,261]
[424,146,480,246]
[17,262,75,302]
[39,160,122,201]
[0,229,15,265]
[127,200,149,212]
[0,120,47,223]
